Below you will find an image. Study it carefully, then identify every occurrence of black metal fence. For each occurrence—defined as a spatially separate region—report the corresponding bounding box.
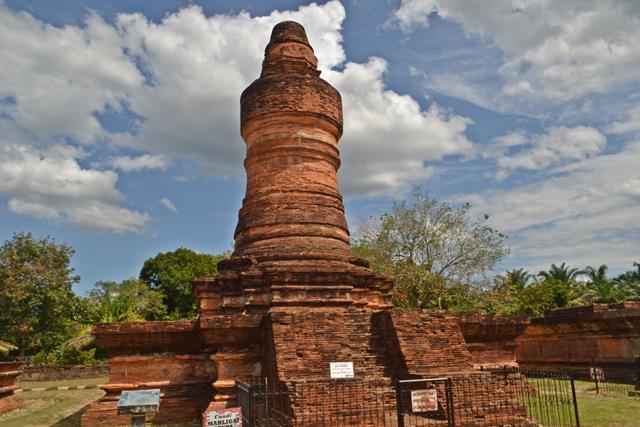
[237,367,580,426]
[590,357,640,396]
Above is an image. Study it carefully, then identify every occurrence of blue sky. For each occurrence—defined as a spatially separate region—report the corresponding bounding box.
[1,0,639,295]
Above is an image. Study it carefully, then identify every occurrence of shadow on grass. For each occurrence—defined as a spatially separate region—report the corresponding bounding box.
[50,403,91,427]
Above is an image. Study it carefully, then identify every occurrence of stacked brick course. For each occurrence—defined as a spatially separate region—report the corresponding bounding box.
[0,361,23,413]
[456,313,531,369]
[517,303,640,374]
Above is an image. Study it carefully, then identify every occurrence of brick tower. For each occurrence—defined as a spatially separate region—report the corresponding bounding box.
[194,21,392,314]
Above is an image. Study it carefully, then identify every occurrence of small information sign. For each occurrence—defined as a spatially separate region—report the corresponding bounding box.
[411,389,438,413]
[329,361,354,379]
[204,407,242,427]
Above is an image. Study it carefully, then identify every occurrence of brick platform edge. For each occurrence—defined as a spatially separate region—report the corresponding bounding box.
[81,309,526,426]
[0,361,24,413]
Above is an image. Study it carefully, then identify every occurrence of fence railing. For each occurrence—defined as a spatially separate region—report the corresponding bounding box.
[590,357,640,396]
[237,367,580,426]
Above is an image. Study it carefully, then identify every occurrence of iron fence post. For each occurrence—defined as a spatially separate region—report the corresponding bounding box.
[395,379,404,427]
[264,377,269,427]
[445,378,455,427]
[570,377,580,427]
[592,357,599,394]
[635,357,640,391]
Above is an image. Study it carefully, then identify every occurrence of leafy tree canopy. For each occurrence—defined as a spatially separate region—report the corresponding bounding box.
[353,188,509,309]
[139,247,227,319]
[0,232,82,359]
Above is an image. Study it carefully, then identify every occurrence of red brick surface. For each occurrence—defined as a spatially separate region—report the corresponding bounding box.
[0,361,23,413]
[517,303,640,373]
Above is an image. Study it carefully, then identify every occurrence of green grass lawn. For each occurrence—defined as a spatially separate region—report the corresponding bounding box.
[574,380,640,427]
[0,388,104,427]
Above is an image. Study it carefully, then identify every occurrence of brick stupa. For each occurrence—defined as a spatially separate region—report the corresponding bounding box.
[82,22,524,426]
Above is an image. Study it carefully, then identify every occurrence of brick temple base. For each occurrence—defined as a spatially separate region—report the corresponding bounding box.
[82,309,527,426]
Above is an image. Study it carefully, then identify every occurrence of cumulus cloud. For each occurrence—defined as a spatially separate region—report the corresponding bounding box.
[392,0,640,101]
[0,128,149,233]
[0,0,476,233]
[109,154,168,172]
[608,106,640,135]
[159,197,178,213]
[112,1,347,177]
[463,139,640,271]
[326,58,472,196]
[485,126,606,180]
[0,4,142,143]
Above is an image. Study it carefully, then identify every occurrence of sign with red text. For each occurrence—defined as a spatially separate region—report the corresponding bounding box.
[329,361,354,379]
[204,407,242,427]
[411,389,438,412]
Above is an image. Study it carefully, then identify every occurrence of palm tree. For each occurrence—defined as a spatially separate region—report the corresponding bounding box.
[539,263,586,307]
[583,264,621,303]
[539,262,583,284]
[505,268,533,291]
[613,262,640,301]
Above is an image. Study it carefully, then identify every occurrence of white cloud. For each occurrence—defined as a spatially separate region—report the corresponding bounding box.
[0,0,476,235]
[327,58,472,196]
[393,0,640,101]
[109,154,168,172]
[463,139,640,271]
[112,2,347,177]
[0,4,142,143]
[109,1,471,195]
[159,197,178,213]
[0,130,149,233]
[608,106,640,135]
[485,126,606,180]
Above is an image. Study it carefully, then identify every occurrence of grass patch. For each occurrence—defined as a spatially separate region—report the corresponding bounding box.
[0,388,103,427]
[573,380,640,427]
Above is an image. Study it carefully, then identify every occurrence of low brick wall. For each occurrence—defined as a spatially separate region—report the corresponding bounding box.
[22,364,108,381]
[456,313,531,369]
[517,302,640,375]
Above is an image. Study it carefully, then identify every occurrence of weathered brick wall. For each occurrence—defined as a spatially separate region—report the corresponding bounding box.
[381,309,473,377]
[0,361,23,413]
[455,313,530,369]
[517,303,640,373]
[81,321,214,426]
[266,310,392,380]
[21,364,108,381]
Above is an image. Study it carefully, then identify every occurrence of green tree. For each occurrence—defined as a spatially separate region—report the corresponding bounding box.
[614,262,640,301]
[139,248,226,319]
[63,279,167,355]
[583,264,622,303]
[0,232,81,359]
[504,268,533,292]
[353,188,509,309]
[538,263,586,308]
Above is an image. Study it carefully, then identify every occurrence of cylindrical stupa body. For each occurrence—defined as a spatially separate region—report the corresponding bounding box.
[194,21,392,314]
[236,21,351,262]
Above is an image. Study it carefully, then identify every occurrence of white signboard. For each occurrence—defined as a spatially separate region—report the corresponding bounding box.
[330,361,354,379]
[411,389,438,412]
[205,407,242,427]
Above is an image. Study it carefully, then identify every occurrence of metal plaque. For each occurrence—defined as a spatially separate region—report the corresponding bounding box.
[411,389,438,412]
[117,389,161,415]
